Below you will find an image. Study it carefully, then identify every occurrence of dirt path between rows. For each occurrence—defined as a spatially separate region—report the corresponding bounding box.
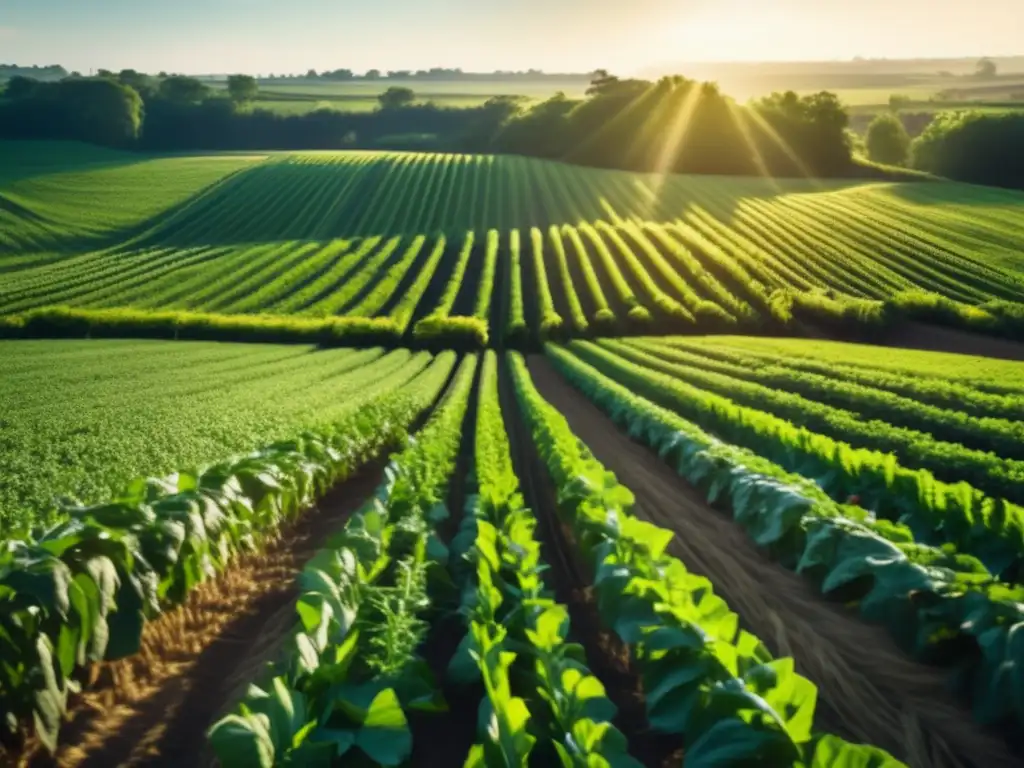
[525,355,1019,768]
[876,321,1024,362]
[23,463,386,768]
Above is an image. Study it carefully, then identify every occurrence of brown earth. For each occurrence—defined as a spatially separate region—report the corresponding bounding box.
[525,354,1019,768]
[878,321,1024,362]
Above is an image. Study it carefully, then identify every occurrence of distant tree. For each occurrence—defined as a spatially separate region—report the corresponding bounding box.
[866,113,911,165]
[158,71,168,78]
[364,69,381,80]
[378,86,415,110]
[976,58,998,79]
[227,74,258,104]
[888,94,911,112]
[305,68,318,79]
[118,69,154,98]
[158,75,209,103]
[96,69,115,79]
[387,70,412,79]
[4,75,37,99]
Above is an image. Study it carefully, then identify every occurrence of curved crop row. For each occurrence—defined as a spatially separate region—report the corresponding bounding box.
[510,351,905,766]
[595,338,1024,505]
[546,342,1024,733]
[628,337,1024,462]
[571,339,1024,583]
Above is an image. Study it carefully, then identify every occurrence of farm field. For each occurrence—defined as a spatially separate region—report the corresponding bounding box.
[0,338,436,536]
[3,143,1024,346]
[4,336,1024,767]
[202,77,590,114]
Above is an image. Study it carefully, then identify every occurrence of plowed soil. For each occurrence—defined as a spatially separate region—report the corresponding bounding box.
[525,354,1019,768]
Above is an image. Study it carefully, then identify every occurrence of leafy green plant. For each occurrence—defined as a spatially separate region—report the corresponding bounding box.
[0,352,458,753]
[510,350,907,766]
[544,343,1024,732]
[209,354,478,768]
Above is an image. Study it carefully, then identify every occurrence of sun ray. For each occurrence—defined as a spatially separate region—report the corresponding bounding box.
[724,100,782,194]
[643,81,704,217]
[742,105,822,187]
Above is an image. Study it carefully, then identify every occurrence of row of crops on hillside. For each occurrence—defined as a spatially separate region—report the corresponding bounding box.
[4,222,1024,347]
[3,338,932,766]
[4,149,1024,346]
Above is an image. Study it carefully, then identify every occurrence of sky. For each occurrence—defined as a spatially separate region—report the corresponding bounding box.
[1,0,1022,75]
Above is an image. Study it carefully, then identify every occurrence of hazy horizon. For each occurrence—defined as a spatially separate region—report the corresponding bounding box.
[2,0,1022,76]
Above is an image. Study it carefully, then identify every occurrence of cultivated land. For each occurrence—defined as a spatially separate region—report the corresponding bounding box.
[204,78,591,115]
[3,143,1024,346]
[4,136,1024,768]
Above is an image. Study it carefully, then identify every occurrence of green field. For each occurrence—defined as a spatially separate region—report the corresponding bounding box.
[3,139,1024,766]
[204,77,588,115]
[3,143,1024,346]
[0,339,436,535]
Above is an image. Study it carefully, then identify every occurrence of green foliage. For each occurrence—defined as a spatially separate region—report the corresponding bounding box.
[208,354,475,768]
[544,341,1024,733]
[2,351,456,752]
[510,351,906,766]
[865,113,911,166]
[3,145,1024,346]
[0,341,439,536]
[911,110,1024,188]
[158,75,210,104]
[576,338,1024,576]
[378,86,415,110]
[227,74,259,104]
[452,353,640,766]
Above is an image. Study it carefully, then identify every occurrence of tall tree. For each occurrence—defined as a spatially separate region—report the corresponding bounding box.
[159,75,209,103]
[227,74,258,104]
[976,58,998,78]
[378,86,415,110]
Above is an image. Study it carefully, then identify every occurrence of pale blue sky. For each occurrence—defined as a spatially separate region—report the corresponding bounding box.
[1,0,1021,75]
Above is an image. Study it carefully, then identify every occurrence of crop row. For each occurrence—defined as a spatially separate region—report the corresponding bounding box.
[568,339,1024,582]
[0,350,456,751]
[0,340,440,536]
[601,339,1024,502]
[545,342,1024,733]
[510,351,904,765]
[210,353,476,766]
[628,338,1024,458]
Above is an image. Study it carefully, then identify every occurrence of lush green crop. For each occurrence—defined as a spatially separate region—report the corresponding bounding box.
[210,354,476,767]
[4,144,1024,345]
[511,351,907,765]
[570,338,1024,580]
[0,339,431,535]
[1,350,455,751]
[544,342,1024,734]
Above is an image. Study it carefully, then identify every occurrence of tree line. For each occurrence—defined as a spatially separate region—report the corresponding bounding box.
[2,68,1015,186]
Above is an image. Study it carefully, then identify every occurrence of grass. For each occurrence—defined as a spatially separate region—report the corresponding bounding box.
[2,142,1023,344]
[205,77,588,115]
